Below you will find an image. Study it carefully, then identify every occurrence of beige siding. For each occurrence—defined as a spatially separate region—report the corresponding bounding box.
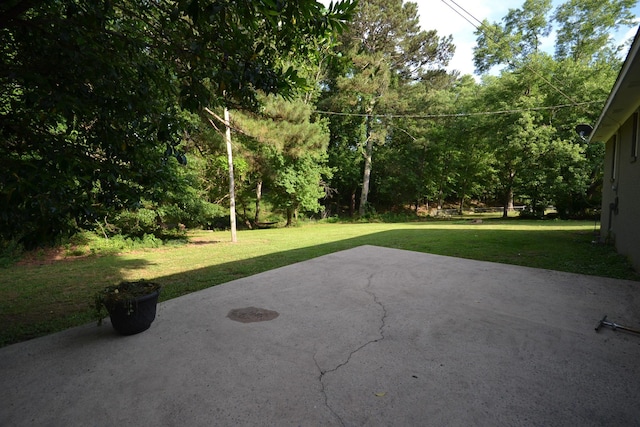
[600,111,640,270]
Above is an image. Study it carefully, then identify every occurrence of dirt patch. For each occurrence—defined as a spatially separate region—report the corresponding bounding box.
[16,247,89,266]
[188,240,221,246]
[15,247,61,266]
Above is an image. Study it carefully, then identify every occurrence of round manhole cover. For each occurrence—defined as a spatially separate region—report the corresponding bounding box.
[227,307,279,323]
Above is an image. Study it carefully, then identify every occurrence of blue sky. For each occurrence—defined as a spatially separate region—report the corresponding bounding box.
[417,0,640,76]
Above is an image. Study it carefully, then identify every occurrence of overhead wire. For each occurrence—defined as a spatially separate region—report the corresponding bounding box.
[314,101,603,119]
[443,0,484,29]
[314,1,601,120]
[440,0,583,107]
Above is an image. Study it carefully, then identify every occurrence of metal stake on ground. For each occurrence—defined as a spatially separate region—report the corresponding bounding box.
[595,315,640,335]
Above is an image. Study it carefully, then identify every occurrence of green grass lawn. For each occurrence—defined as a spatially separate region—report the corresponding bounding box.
[1,219,638,347]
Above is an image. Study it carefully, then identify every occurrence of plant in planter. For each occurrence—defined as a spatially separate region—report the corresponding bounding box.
[95,280,162,335]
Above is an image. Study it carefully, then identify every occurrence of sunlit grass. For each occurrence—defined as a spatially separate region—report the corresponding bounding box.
[1,219,636,347]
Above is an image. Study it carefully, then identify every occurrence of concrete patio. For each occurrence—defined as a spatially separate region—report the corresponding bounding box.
[1,245,639,426]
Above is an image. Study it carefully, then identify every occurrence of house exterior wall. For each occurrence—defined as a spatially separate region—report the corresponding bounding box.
[600,110,640,270]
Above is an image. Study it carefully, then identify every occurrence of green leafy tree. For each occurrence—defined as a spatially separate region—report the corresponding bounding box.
[0,0,355,245]
[323,113,366,216]
[369,74,494,214]
[475,73,546,217]
[324,0,454,216]
[443,78,495,213]
[474,0,553,73]
[233,97,332,226]
[540,57,620,217]
[472,0,636,218]
[553,0,637,63]
[1,1,184,245]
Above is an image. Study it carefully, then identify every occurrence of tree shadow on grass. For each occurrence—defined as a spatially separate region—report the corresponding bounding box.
[155,227,639,304]
[0,256,152,347]
[2,225,637,347]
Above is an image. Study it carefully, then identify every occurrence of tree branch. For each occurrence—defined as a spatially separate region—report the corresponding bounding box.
[0,0,45,29]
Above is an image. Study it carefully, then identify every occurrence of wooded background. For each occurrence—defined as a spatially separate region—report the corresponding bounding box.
[2,0,637,247]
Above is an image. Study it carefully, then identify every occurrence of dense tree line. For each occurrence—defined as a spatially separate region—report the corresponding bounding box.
[320,0,636,219]
[1,0,638,248]
[1,0,354,245]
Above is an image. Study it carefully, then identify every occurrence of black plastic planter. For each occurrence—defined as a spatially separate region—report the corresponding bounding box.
[107,289,161,335]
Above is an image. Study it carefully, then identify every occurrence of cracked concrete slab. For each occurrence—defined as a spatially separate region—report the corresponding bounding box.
[1,245,640,426]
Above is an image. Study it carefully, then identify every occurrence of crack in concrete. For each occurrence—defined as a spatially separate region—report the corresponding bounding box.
[314,275,388,426]
[314,353,345,426]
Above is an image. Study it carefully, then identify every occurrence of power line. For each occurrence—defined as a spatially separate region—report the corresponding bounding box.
[443,0,484,29]
[314,100,603,119]
[439,0,582,107]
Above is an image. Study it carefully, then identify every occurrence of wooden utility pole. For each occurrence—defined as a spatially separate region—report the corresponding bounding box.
[224,106,237,243]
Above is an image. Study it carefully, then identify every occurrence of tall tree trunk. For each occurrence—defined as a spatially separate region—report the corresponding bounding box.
[459,173,468,214]
[503,187,513,218]
[286,208,293,227]
[359,114,373,217]
[437,154,450,211]
[350,190,356,217]
[240,201,252,229]
[254,180,262,224]
[503,169,516,218]
[224,106,237,243]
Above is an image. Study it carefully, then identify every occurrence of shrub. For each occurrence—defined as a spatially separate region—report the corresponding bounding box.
[0,238,24,268]
[158,200,225,229]
[112,208,160,237]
